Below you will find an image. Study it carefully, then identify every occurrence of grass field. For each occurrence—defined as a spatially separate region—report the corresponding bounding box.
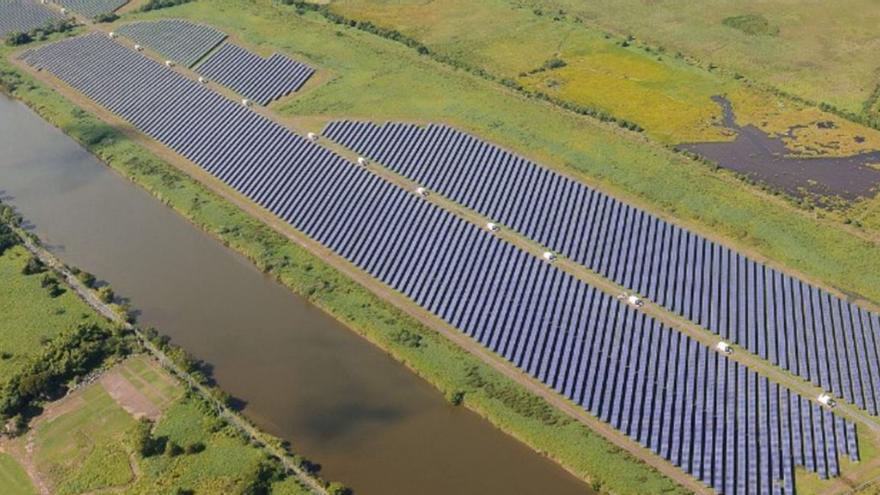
[0,244,104,388]
[33,383,138,494]
[526,0,880,115]
[0,453,34,495]
[326,0,880,156]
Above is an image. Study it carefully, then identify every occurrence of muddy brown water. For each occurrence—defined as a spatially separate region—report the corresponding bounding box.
[0,95,592,495]
[679,95,880,201]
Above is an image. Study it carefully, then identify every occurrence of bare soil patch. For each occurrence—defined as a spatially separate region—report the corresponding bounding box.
[99,371,160,421]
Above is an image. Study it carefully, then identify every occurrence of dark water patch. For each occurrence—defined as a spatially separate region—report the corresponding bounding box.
[0,95,591,495]
[678,95,880,201]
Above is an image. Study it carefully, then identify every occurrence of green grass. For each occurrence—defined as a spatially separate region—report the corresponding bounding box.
[325,0,880,154]
[0,453,35,495]
[0,245,104,387]
[129,399,269,494]
[524,0,880,113]
[329,0,733,144]
[33,385,136,494]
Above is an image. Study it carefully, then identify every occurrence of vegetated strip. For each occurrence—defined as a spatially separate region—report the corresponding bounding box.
[0,0,65,38]
[195,41,315,105]
[20,33,863,494]
[324,120,880,417]
[115,19,227,68]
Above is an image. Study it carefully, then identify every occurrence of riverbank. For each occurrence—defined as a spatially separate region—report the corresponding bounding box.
[0,218,322,494]
[0,36,685,495]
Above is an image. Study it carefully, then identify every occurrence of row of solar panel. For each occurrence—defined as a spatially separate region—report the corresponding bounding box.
[0,0,65,38]
[21,33,858,494]
[52,0,125,17]
[195,41,315,105]
[116,19,227,67]
[322,120,880,416]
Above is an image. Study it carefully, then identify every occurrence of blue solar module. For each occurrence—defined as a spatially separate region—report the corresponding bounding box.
[0,0,65,38]
[195,42,314,105]
[116,19,227,68]
[324,119,880,416]
[24,33,860,494]
[53,0,125,17]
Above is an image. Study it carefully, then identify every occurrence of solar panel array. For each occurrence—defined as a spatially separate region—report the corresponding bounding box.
[116,19,227,68]
[324,121,880,416]
[23,33,860,494]
[52,0,126,17]
[0,0,65,38]
[195,42,315,105]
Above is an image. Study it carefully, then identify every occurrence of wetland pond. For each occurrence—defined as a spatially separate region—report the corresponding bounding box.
[679,96,880,201]
[0,94,592,495]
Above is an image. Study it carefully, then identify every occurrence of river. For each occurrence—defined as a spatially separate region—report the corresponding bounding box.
[0,94,590,494]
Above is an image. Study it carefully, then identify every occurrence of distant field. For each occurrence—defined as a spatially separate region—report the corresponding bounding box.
[327,0,880,157]
[0,245,104,387]
[530,0,880,114]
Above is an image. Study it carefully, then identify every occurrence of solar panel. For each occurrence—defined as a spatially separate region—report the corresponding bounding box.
[195,42,314,105]
[116,19,227,68]
[0,0,64,38]
[324,120,880,416]
[52,0,125,17]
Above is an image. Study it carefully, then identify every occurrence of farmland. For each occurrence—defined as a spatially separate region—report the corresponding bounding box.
[1,356,312,495]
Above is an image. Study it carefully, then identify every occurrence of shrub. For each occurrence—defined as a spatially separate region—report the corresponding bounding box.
[184,441,206,454]
[722,14,779,36]
[92,12,119,23]
[327,482,353,495]
[98,285,115,303]
[139,0,192,12]
[541,57,567,70]
[21,256,46,275]
[165,441,184,457]
[4,32,32,47]
[77,271,96,288]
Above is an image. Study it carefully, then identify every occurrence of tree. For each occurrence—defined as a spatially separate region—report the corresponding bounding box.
[165,441,184,457]
[129,418,159,456]
[98,286,115,303]
[21,256,45,275]
[92,12,118,23]
[4,32,32,46]
[327,482,353,495]
[76,271,96,288]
